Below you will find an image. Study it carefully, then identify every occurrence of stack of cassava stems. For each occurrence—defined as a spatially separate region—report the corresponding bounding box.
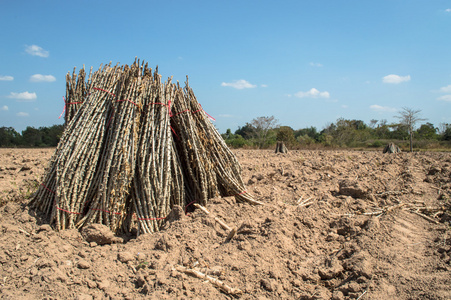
[30,59,262,235]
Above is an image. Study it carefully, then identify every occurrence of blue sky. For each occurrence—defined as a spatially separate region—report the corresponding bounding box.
[1,1,451,134]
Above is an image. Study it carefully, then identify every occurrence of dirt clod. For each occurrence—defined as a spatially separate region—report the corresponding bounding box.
[81,223,123,245]
[118,251,135,263]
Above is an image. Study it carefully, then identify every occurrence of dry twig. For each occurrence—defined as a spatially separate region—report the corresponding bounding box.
[175,265,243,296]
[193,203,231,231]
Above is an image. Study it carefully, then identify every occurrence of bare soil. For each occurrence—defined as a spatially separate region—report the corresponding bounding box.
[0,148,450,300]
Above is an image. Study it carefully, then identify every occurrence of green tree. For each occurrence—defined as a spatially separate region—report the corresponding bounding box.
[374,119,390,139]
[249,116,279,148]
[234,123,256,139]
[227,134,248,148]
[388,123,409,140]
[22,127,43,147]
[0,127,21,147]
[416,123,437,140]
[297,134,316,145]
[222,128,249,148]
[222,128,234,140]
[276,126,296,147]
[295,126,320,141]
[440,123,451,141]
[327,118,369,147]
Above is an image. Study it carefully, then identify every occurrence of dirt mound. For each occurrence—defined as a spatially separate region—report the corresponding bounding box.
[0,148,450,299]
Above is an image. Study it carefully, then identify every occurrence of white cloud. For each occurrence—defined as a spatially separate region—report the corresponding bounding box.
[382,74,411,84]
[261,84,268,88]
[370,104,397,112]
[30,74,56,82]
[17,112,29,117]
[0,75,14,81]
[8,91,37,101]
[309,62,323,67]
[439,84,451,93]
[437,95,451,102]
[341,105,348,109]
[25,45,49,58]
[1,105,8,111]
[446,8,451,12]
[221,79,256,89]
[295,88,330,99]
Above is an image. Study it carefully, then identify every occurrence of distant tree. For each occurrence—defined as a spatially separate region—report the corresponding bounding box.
[439,123,451,141]
[227,134,248,148]
[222,128,249,148]
[295,126,320,141]
[22,127,43,147]
[297,134,316,145]
[0,127,21,147]
[326,118,369,147]
[389,123,409,140]
[276,126,296,147]
[45,125,64,146]
[321,122,336,135]
[369,119,378,129]
[394,107,426,152]
[416,123,438,140]
[352,120,367,130]
[234,123,256,139]
[222,128,233,140]
[374,119,390,139]
[249,116,279,148]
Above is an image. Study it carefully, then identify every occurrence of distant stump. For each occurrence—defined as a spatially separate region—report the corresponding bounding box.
[275,141,288,153]
[383,143,401,154]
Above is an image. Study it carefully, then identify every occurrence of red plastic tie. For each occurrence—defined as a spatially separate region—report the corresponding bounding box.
[203,111,216,121]
[93,87,116,98]
[58,96,66,119]
[58,96,82,119]
[185,200,196,214]
[168,99,173,117]
[198,104,216,121]
[116,99,139,107]
[170,126,178,139]
[41,183,56,194]
[106,109,115,129]
[174,109,190,117]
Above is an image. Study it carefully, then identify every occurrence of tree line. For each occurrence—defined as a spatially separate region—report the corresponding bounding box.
[2,108,450,150]
[0,125,64,147]
[222,109,451,151]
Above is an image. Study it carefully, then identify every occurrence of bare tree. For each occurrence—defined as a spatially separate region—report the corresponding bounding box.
[369,119,378,129]
[394,107,426,152]
[250,116,279,148]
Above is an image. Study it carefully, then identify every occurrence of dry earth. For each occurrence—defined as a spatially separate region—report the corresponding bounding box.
[0,148,450,299]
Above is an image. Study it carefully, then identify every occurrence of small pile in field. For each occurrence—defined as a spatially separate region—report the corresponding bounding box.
[30,59,261,235]
[383,143,401,154]
[275,141,288,153]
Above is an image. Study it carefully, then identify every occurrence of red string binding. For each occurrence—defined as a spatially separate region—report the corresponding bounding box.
[93,87,116,97]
